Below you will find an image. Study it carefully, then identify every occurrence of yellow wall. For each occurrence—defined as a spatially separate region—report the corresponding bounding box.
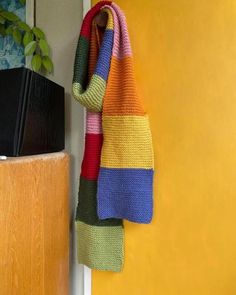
[92,1,236,294]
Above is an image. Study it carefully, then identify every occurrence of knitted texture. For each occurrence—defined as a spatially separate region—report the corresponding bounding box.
[73,1,154,271]
[76,221,124,271]
[73,4,124,272]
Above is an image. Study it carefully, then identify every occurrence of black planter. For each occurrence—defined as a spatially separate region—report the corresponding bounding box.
[0,67,65,156]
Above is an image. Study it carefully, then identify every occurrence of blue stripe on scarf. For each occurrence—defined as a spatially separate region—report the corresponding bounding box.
[97,167,154,223]
[94,29,114,81]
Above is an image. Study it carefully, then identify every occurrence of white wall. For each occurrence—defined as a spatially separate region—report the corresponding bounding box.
[36,1,84,294]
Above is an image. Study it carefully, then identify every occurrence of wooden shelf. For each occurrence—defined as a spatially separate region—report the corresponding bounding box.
[0,152,69,295]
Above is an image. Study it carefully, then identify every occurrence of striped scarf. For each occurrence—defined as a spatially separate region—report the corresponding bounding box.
[73,1,154,272]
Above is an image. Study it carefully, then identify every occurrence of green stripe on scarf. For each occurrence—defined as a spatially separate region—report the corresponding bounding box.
[73,36,89,87]
[76,221,124,272]
[76,177,123,226]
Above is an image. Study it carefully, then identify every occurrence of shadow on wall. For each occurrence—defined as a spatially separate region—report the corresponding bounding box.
[65,89,85,292]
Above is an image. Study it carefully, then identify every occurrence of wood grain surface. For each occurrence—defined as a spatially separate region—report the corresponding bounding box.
[0,153,69,295]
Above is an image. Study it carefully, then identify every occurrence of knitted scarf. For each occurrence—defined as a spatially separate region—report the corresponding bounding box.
[73,1,154,272]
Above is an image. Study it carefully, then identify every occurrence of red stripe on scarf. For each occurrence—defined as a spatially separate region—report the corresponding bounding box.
[81,133,103,180]
[80,1,112,39]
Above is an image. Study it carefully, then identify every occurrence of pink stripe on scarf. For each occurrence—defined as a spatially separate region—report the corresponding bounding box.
[102,3,132,59]
[86,111,102,134]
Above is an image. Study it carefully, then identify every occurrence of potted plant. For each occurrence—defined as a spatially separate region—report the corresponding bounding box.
[0,1,64,158]
[0,0,53,74]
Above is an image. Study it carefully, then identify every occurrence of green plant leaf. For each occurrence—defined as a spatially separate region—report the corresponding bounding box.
[39,39,50,56]
[0,7,52,74]
[0,15,5,24]
[42,56,53,73]
[0,11,19,22]
[18,21,31,32]
[19,0,26,5]
[31,54,42,72]
[0,24,6,36]
[13,28,22,44]
[23,31,34,46]
[24,40,37,56]
[32,27,45,39]
[5,26,13,35]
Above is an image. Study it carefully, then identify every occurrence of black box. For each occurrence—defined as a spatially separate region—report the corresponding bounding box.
[0,67,65,156]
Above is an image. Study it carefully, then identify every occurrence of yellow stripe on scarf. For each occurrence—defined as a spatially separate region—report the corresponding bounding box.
[101,115,154,169]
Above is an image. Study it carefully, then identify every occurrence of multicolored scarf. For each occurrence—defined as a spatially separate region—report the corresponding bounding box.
[73,1,154,272]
